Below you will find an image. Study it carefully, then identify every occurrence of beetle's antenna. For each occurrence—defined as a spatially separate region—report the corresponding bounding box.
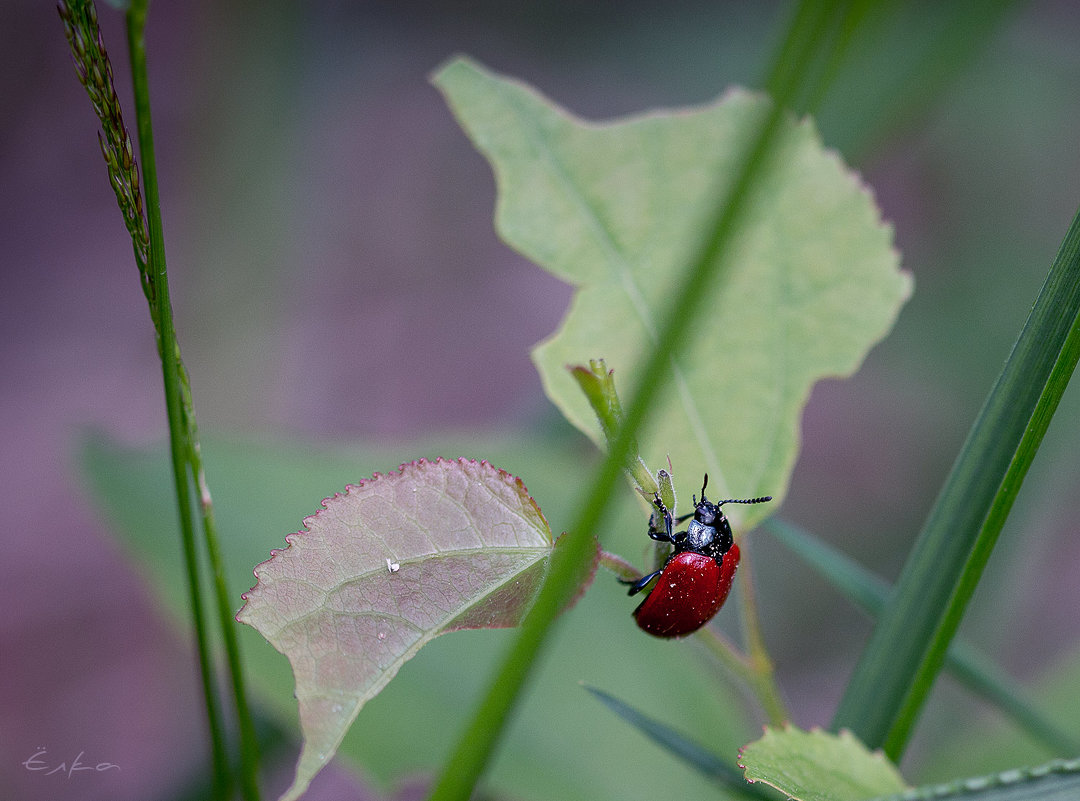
[692,473,710,505]
[717,496,773,506]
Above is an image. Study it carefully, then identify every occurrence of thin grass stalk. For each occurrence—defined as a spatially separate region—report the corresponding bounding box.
[733,541,789,726]
[123,3,261,797]
[57,2,233,795]
[832,205,1080,759]
[765,517,1080,756]
[425,3,868,799]
[585,686,773,799]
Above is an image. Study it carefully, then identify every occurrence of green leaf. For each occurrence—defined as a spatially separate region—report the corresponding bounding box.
[434,56,911,518]
[833,205,1080,757]
[739,726,907,801]
[236,458,554,801]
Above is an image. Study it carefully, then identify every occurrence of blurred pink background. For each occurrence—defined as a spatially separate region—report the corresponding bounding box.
[3,2,1080,799]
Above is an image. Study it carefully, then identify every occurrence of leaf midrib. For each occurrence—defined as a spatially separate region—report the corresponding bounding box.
[500,84,729,493]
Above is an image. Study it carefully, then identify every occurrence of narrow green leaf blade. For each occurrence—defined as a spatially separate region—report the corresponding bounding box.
[584,686,763,798]
[425,9,894,798]
[869,759,1080,801]
[763,518,890,614]
[765,518,1080,756]
[833,205,1080,757]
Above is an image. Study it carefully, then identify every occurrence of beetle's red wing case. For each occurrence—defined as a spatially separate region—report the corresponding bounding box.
[632,545,740,638]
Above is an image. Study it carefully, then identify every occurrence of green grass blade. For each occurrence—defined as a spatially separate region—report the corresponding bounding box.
[870,759,1080,801]
[123,6,242,795]
[126,5,265,797]
[60,1,239,795]
[832,205,1080,759]
[765,518,1080,756]
[584,686,767,798]
[425,5,870,800]
[944,642,1080,758]
[763,519,890,614]
[839,0,1021,162]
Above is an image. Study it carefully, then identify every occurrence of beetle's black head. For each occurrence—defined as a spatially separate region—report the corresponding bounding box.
[693,497,723,527]
[684,473,772,558]
[686,504,732,556]
[691,474,726,528]
[691,474,714,521]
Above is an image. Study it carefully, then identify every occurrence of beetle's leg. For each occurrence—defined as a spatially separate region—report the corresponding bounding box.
[648,492,675,543]
[618,567,664,597]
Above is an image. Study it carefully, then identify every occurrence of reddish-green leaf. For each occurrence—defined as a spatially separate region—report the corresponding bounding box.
[237,458,555,801]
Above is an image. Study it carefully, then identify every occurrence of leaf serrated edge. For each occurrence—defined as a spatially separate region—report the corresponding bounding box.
[551,531,600,612]
[737,725,907,788]
[237,456,551,613]
[235,456,559,800]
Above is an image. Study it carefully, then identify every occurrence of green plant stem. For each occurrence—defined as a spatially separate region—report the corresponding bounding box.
[569,361,657,496]
[124,4,259,799]
[598,549,642,582]
[832,204,1080,759]
[193,437,261,799]
[733,546,789,726]
[699,589,789,728]
[121,6,230,799]
[697,627,759,691]
[426,4,867,800]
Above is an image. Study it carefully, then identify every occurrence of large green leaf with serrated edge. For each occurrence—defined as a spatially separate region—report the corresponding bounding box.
[434,57,911,521]
[739,726,907,801]
[237,458,556,801]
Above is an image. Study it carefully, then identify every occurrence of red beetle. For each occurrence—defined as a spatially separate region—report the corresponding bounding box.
[622,475,770,638]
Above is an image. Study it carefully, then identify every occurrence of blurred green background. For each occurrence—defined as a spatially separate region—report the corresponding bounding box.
[4,2,1080,800]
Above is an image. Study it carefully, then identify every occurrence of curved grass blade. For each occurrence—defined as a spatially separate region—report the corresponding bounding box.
[424,6,875,801]
[832,206,1080,758]
[584,686,771,800]
[868,758,1080,801]
[765,518,1080,756]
